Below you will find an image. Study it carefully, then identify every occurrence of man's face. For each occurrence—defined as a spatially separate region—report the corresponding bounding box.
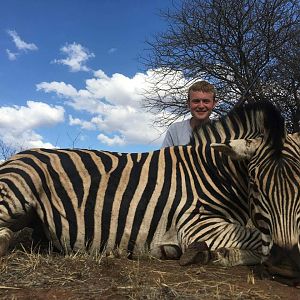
[188,91,216,121]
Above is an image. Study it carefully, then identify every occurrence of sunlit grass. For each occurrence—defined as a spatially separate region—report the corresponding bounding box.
[0,229,284,299]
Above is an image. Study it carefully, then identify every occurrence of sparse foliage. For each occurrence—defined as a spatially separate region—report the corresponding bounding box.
[142,0,300,130]
[0,140,18,162]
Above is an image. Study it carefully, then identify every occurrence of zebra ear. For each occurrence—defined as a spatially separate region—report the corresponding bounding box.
[211,137,262,160]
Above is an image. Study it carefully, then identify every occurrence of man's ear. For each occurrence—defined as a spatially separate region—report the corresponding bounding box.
[212,99,217,109]
[211,137,262,160]
[187,99,191,109]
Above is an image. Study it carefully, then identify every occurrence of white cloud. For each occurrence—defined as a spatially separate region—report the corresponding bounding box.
[36,69,186,147]
[6,49,18,61]
[53,43,95,72]
[7,30,38,52]
[86,71,146,107]
[97,134,125,146]
[0,101,64,149]
[69,115,96,130]
[0,101,65,129]
[37,69,163,113]
[37,81,78,98]
[108,47,117,54]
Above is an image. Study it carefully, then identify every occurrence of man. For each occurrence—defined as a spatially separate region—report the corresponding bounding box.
[161,81,217,147]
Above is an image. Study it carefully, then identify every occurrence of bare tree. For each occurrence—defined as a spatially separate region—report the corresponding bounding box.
[0,140,18,162]
[269,35,300,131]
[142,0,300,129]
[67,130,83,149]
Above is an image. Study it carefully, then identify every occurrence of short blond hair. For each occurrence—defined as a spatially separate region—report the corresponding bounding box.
[188,81,216,101]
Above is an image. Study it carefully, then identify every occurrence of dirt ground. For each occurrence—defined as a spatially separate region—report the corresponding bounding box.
[0,231,299,299]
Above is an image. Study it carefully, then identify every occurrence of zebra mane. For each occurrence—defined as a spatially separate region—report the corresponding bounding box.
[191,100,285,153]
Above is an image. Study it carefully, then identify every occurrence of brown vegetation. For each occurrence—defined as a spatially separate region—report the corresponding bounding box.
[0,229,298,299]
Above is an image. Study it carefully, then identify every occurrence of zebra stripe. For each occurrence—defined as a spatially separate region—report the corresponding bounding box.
[212,110,300,281]
[0,101,282,266]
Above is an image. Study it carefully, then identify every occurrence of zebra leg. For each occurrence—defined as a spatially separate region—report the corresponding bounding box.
[0,228,13,256]
[150,245,182,260]
[0,204,37,256]
[179,241,211,265]
[211,247,262,266]
[150,228,182,259]
[179,222,263,266]
[179,242,262,266]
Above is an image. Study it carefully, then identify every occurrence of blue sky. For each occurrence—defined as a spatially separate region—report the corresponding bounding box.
[0,0,181,153]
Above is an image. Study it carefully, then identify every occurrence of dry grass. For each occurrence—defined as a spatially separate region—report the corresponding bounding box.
[0,230,297,299]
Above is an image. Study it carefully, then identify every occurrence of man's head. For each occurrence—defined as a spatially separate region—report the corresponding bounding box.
[187,81,217,127]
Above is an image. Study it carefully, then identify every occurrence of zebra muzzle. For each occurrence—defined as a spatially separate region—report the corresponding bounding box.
[263,243,300,286]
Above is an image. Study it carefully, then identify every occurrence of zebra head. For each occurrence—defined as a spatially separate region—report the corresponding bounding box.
[212,130,300,283]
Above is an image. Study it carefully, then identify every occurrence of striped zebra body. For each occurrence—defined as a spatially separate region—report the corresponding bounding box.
[0,101,284,268]
[0,147,205,255]
[0,146,256,259]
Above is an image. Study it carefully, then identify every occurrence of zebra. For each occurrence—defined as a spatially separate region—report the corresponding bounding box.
[211,111,300,283]
[0,101,297,280]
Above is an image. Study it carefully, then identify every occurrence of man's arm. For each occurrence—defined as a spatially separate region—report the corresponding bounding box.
[161,129,174,148]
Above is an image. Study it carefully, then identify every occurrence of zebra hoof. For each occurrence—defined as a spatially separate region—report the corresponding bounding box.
[0,228,13,256]
[179,241,211,266]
